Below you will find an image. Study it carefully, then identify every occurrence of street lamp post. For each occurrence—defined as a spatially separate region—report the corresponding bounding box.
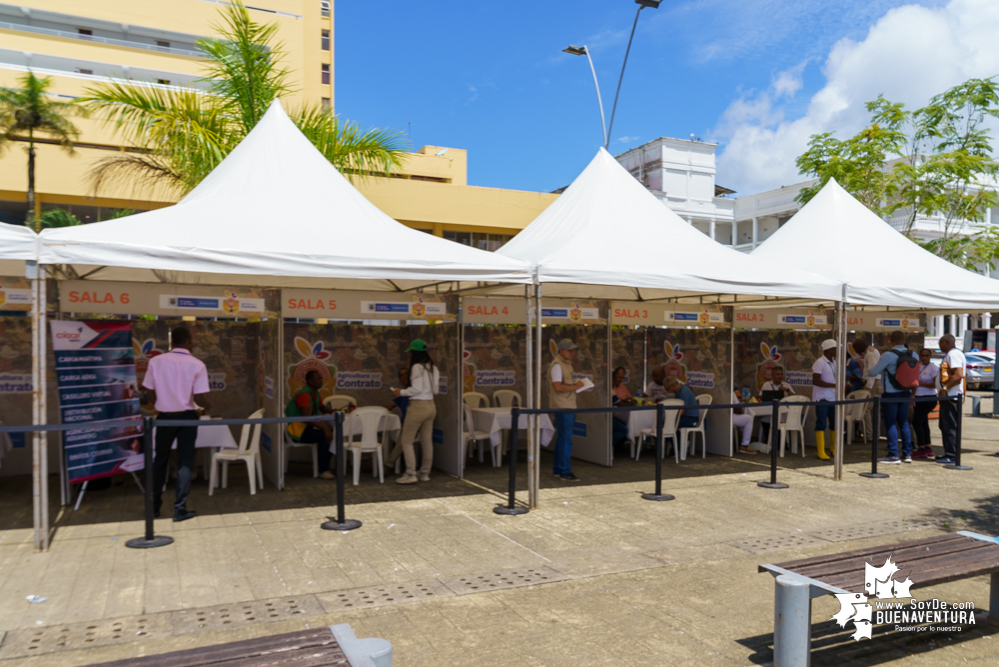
[562,45,607,147]
[564,0,661,149]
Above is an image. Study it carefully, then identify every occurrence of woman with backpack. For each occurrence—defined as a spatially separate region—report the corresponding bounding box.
[911,348,940,459]
[392,340,440,484]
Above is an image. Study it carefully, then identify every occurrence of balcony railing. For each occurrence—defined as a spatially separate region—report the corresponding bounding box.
[0,20,203,58]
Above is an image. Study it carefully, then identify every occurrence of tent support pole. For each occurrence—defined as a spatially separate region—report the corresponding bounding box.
[834,292,847,481]
[278,317,285,490]
[534,282,543,506]
[525,286,536,508]
[458,298,466,478]
[30,261,49,552]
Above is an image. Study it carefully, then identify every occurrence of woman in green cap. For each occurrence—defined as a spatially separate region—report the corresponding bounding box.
[392,339,440,483]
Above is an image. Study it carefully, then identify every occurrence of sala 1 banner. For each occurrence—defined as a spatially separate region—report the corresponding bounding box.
[51,321,144,484]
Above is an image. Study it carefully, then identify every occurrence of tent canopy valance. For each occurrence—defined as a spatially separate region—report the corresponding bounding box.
[751,178,999,312]
[0,222,37,276]
[493,148,842,305]
[38,101,532,292]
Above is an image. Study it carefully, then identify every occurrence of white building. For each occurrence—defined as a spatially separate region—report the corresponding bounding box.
[615,138,999,340]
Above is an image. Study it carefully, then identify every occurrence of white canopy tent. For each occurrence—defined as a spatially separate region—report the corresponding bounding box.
[751,178,999,310]
[752,178,999,479]
[25,100,534,552]
[495,148,843,303]
[0,221,36,274]
[39,100,531,289]
[493,149,843,504]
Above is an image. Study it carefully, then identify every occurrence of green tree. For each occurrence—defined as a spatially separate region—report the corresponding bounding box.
[83,2,406,197]
[38,208,82,229]
[0,71,81,231]
[796,78,999,270]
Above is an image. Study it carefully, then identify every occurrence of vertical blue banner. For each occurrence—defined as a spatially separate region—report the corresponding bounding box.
[51,321,144,484]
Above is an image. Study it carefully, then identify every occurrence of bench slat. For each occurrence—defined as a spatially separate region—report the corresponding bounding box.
[759,534,963,574]
[789,538,992,581]
[822,547,999,592]
[87,628,347,667]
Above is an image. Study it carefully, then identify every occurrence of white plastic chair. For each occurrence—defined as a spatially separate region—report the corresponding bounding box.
[463,392,489,409]
[284,426,319,478]
[210,409,264,495]
[463,404,497,466]
[346,406,388,485]
[636,399,683,463]
[778,395,809,457]
[324,395,357,411]
[843,390,871,444]
[493,390,522,407]
[680,394,713,460]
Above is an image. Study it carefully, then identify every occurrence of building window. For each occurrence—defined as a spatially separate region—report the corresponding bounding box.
[78,28,93,36]
[74,68,94,75]
[443,231,512,252]
[321,1,330,17]
[321,63,330,85]
[156,78,171,85]
[156,40,171,48]
[321,29,330,51]
[321,97,330,110]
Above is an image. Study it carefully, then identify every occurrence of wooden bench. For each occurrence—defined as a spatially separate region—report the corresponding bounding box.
[758,531,999,665]
[87,624,391,667]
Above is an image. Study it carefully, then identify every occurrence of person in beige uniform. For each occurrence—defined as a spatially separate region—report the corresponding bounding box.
[393,340,440,484]
[549,339,583,482]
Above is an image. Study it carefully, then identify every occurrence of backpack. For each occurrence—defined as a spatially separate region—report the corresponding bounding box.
[887,350,919,391]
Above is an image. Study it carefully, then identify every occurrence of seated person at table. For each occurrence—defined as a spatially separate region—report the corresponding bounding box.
[732,390,757,455]
[611,366,635,450]
[643,367,669,402]
[759,367,794,444]
[664,377,699,429]
[285,370,335,479]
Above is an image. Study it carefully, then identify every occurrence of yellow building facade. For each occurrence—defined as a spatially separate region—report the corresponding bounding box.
[0,0,554,242]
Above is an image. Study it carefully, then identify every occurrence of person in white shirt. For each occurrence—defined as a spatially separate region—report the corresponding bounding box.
[759,366,795,444]
[911,348,940,460]
[393,340,440,484]
[936,334,965,463]
[851,338,881,443]
[731,390,757,454]
[811,339,838,461]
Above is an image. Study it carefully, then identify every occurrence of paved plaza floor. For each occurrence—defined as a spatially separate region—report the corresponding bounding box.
[2,407,999,666]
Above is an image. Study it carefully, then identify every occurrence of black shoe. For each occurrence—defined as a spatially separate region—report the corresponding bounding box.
[153,510,160,519]
[559,473,580,482]
[935,457,955,465]
[934,455,953,462]
[173,510,197,522]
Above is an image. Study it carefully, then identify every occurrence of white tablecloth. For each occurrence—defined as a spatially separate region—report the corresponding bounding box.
[332,412,402,453]
[470,407,555,448]
[154,417,239,450]
[626,410,658,440]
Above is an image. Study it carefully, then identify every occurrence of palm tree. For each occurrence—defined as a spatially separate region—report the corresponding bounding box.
[83,2,406,198]
[39,208,82,229]
[0,71,81,231]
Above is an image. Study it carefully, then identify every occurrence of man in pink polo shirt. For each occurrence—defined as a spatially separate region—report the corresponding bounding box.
[142,327,211,522]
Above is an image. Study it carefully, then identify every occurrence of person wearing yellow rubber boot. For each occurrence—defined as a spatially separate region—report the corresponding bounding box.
[812,339,838,461]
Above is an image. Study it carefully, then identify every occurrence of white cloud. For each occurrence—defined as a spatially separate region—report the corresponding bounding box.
[616,135,640,144]
[714,0,999,194]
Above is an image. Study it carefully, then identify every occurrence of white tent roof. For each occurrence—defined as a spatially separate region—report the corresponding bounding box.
[0,221,37,276]
[38,101,531,290]
[495,148,842,303]
[752,178,999,311]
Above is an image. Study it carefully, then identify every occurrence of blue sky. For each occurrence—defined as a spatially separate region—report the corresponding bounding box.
[334,0,995,196]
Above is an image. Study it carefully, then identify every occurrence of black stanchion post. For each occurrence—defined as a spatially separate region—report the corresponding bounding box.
[126,416,174,549]
[495,407,528,515]
[643,402,675,501]
[860,395,888,479]
[322,411,363,530]
[945,395,972,470]
[759,401,788,489]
